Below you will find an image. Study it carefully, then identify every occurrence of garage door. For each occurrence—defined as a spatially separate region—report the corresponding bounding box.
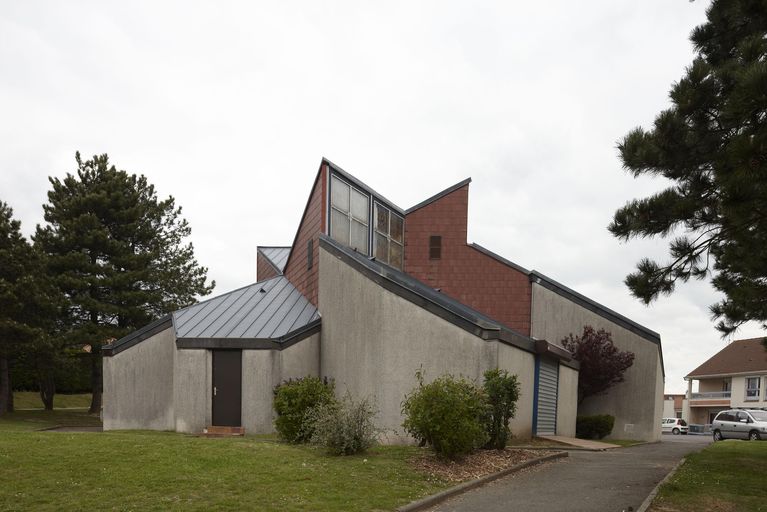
[535,358,559,435]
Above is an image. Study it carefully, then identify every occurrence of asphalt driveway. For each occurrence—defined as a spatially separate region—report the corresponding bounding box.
[428,435,711,512]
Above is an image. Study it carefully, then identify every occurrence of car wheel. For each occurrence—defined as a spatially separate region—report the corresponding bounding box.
[713,430,723,441]
[672,428,680,435]
[749,431,761,441]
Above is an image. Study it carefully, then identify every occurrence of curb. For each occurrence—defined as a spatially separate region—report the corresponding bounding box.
[397,451,568,512]
[635,457,686,512]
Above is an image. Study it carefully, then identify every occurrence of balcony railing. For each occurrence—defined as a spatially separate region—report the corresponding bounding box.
[690,391,731,399]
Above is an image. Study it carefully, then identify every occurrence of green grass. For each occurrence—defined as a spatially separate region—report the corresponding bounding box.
[12,392,92,409]
[652,440,767,511]
[0,430,449,512]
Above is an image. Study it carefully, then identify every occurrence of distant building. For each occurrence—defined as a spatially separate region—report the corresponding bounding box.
[663,393,686,419]
[684,337,767,424]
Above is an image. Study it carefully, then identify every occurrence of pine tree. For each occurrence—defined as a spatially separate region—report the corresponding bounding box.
[0,202,56,414]
[609,0,767,340]
[34,152,215,413]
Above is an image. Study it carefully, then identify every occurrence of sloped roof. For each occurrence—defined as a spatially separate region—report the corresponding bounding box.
[318,235,578,369]
[173,276,319,339]
[258,246,290,273]
[687,338,767,378]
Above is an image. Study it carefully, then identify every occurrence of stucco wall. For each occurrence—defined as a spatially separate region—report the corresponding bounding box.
[731,374,767,407]
[319,245,541,443]
[241,334,320,434]
[103,327,176,431]
[174,348,211,433]
[557,364,578,437]
[530,283,663,441]
[497,343,535,439]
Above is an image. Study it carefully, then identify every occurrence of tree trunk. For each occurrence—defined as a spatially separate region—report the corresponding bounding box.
[0,356,11,415]
[38,371,55,411]
[88,353,102,414]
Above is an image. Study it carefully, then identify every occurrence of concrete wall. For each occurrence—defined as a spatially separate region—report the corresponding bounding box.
[497,343,535,439]
[530,284,663,441]
[557,364,578,437]
[240,334,321,434]
[103,327,176,431]
[318,245,540,444]
[173,348,211,433]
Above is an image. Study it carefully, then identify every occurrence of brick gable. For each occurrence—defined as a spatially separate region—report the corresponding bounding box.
[404,183,532,335]
[283,163,327,305]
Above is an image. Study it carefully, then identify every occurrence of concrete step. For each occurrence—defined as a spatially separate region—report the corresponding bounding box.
[202,425,245,437]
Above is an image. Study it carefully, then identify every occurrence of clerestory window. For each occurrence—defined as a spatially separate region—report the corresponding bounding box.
[330,175,369,255]
[374,202,404,270]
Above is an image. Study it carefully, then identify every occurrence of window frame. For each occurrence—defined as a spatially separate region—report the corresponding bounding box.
[745,376,761,401]
[329,175,371,256]
[373,201,404,270]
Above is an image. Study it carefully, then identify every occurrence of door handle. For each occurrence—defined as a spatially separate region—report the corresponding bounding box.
[214,386,217,396]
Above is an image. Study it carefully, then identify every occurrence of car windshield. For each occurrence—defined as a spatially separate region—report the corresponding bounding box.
[750,411,767,421]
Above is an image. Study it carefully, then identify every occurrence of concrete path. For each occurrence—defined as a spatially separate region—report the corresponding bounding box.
[428,435,710,512]
[537,435,619,450]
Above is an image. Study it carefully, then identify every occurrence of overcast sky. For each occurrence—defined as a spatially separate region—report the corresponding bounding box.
[1,1,763,393]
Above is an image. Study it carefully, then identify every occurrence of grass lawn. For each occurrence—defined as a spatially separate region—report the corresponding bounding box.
[12,392,92,410]
[651,440,767,511]
[0,429,449,512]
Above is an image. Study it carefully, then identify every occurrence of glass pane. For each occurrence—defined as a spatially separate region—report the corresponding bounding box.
[351,220,368,255]
[375,233,388,262]
[390,241,403,270]
[330,208,350,245]
[390,214,403,242]
[351,188,369,223]
[331,176,350,212]
[375,204,389,234]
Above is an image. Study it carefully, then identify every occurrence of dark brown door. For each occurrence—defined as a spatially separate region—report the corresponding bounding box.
[212,350,242,426]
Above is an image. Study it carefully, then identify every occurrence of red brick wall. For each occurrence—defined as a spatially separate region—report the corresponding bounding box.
[284,164,327,306]
[404,184,532,335]
[256,251,281,282]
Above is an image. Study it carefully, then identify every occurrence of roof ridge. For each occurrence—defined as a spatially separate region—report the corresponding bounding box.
[405,178,472,214]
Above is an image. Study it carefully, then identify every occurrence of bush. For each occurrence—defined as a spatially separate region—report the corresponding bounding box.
[401,370,488,460]
[576,415,615,440]
[273,376,335,443]
[307,393,381,455]
[482,368,520,449]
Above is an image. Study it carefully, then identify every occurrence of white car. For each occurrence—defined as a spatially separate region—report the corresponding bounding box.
[662,417,689,435]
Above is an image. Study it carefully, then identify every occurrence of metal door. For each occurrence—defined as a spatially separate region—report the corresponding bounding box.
[535,357,559,435]
[212,350,242,426]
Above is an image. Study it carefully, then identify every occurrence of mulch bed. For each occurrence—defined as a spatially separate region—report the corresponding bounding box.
[410,448,559,483]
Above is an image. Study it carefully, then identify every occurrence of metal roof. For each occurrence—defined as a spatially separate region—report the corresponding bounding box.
[172,276,319,340]
[258,246,291,273]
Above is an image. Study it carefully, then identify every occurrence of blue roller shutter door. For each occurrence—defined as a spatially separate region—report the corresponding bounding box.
[536,358,559,435]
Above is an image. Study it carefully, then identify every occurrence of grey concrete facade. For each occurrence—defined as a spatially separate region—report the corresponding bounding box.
[103,326,176,431]
[103,328,321,434]
[318,245,577,443]
[530,283,663,441]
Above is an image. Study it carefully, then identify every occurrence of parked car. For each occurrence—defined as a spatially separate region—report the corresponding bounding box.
[712,409,767,441]
[661,417,689,435]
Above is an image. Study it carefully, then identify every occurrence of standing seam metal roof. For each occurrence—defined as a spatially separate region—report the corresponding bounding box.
[172,276,319,340]
[258,247,291,273]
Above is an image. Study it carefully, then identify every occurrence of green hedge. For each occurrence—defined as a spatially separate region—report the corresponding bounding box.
[272,376,335,443]
[576,414,615,440]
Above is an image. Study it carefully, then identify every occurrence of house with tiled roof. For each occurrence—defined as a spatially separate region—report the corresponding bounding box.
[683,338,767,425]
[103,158,665,442]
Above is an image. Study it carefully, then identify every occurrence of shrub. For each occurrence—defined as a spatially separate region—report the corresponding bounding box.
[576,414,615,440]
[273,376,335,443]
[482,368,520,449]
[401,370,488,460]
[308,393,381,455]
